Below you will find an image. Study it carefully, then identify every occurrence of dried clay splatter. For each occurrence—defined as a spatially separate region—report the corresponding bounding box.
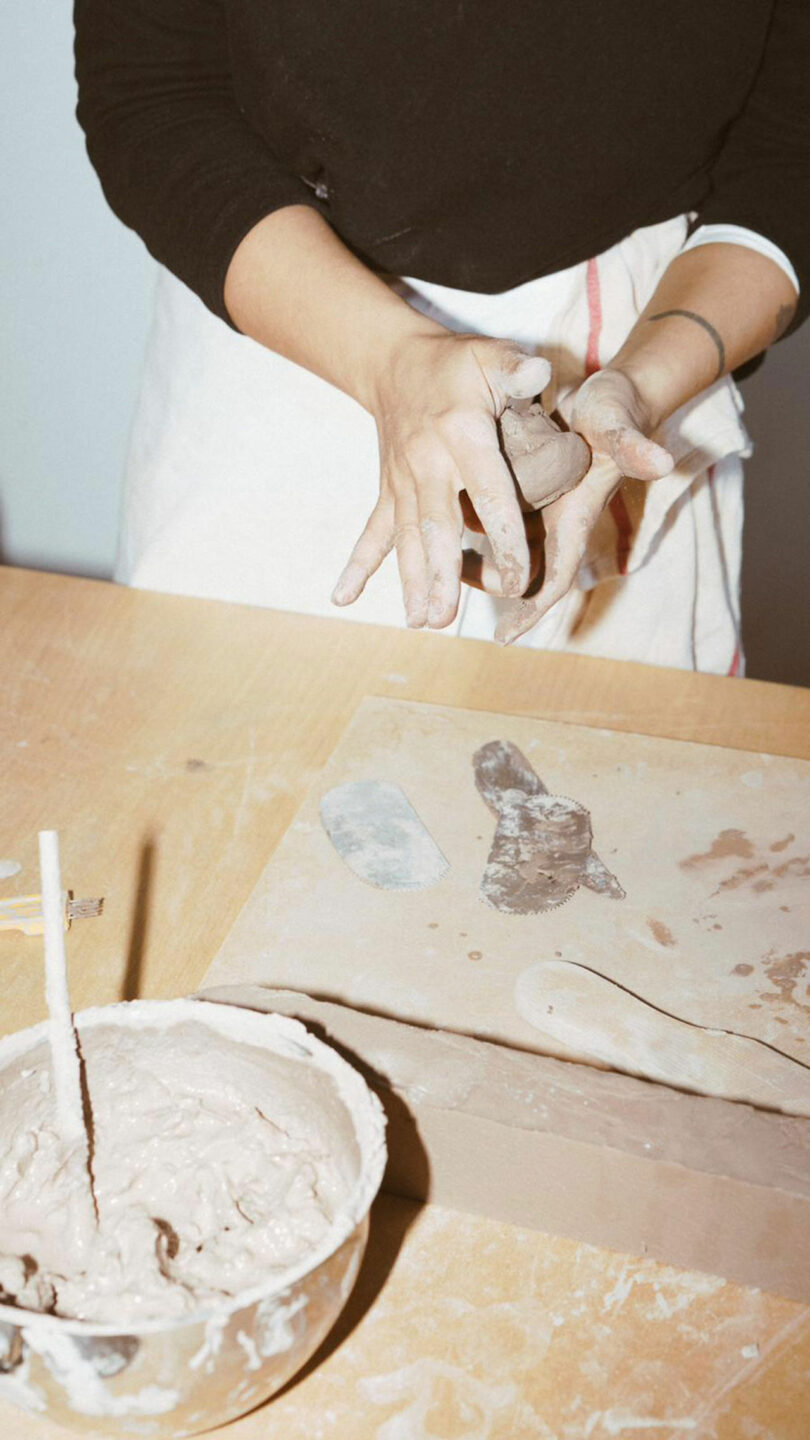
[680,828,809,897]
[320,781,449,891]
[473,741,625,914]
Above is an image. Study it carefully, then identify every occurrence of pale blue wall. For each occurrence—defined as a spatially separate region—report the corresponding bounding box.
[0,2,155,578]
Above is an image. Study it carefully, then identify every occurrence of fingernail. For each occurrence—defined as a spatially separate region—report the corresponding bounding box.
[495,599,536,644]
[498,562,525,599]
[331,569,352,605]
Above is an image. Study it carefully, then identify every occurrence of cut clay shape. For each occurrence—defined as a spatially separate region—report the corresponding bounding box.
[320,781,449,891]
[515,959,810,1117]
[499,402,591,509]
[474,741,624,913]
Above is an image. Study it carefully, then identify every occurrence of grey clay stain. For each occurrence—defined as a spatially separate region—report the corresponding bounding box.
[473,740,625,915]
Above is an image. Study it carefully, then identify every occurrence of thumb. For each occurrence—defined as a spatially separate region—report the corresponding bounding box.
[498,351,553,402]
[570,372,674,481]
[594,423,674,481]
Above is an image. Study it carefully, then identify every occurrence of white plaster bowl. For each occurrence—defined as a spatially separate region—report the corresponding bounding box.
[0,998,387,1437]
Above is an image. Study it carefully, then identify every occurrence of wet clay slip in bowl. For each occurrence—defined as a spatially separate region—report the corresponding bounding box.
[0,998,387,1437]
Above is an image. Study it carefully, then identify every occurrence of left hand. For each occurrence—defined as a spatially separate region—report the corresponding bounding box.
[462,369,675,642]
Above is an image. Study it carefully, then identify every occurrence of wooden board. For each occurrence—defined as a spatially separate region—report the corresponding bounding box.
[206,697,810,1107]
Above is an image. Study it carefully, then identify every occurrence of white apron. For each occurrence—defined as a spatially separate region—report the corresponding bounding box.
[117,215,750,674]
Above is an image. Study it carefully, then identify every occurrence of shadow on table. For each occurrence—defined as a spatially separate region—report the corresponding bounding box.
[275,1188,422,1404]
[121,836,156,1001]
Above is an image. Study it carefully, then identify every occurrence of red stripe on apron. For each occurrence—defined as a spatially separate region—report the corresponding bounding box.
[608,490,633,576]
[585,255,633,577]
[584,257,603,378]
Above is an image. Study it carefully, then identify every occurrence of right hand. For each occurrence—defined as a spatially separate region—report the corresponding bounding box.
[331,330,579,629]
[490,368,675,644]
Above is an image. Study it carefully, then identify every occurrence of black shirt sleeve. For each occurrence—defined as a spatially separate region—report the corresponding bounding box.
[76,1,810,334]
[697,0,810,328]
[74,0,317,325]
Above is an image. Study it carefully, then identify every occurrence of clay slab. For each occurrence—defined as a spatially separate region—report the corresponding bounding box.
[200,985,810,1303]
[205,698,810,1108]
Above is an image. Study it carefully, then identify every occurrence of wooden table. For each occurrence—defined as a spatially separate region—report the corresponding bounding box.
[2,565,809,1438]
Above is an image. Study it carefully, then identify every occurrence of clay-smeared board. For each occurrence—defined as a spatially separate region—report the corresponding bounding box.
[205,698,810,1106]
[199,985,810,1302]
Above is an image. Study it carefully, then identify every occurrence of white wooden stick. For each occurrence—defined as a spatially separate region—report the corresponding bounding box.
[38,831,90,1152]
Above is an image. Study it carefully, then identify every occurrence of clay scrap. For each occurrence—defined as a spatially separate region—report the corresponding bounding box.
[474,741,625,913]
[499,402,590,509]
[320,780,449,891]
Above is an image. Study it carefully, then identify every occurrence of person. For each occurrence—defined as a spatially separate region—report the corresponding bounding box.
[74,2,809,672]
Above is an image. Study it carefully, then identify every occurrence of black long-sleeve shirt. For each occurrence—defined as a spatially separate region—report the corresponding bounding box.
[74,1,810,330]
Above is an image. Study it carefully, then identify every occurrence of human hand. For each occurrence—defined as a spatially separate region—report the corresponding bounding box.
[330,331,587,629]
[466,368,675,643]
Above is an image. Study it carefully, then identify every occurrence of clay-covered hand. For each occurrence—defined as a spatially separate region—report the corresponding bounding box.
[464,368,676,643]
[330,333,587,629]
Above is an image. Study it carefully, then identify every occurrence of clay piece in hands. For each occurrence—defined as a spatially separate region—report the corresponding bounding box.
[499,402,590,510]
[473,740,625,914]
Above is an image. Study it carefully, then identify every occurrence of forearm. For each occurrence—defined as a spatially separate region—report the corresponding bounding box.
[608,244,798,427]
[223,206,443,412]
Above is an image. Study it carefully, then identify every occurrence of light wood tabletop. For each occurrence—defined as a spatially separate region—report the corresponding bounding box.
[2,564,809,1439]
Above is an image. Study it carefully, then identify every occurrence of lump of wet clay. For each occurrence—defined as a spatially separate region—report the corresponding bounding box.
[499,403,590,509]
[474,740,625,914]
[0,1020,356,1324]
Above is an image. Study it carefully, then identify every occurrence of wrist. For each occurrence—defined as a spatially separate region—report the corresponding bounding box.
[604,345,690,432]
[359,310,447,416]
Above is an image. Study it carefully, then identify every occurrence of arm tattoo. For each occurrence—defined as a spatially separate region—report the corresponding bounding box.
[645,309,725,382]
[772,302,795,343]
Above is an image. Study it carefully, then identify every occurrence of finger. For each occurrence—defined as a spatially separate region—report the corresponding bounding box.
[462,509,545,595]
[462,530,545,596]
[494,595,546,645]
[494,503,586,643]
[332,497,395,605]
[497,351,552,402]
[571,377,674,481]
[495,556,577,643]
[392,487,429,628]
[455,436,531,597]
[597,424,673,481]
[419,489,465,629]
